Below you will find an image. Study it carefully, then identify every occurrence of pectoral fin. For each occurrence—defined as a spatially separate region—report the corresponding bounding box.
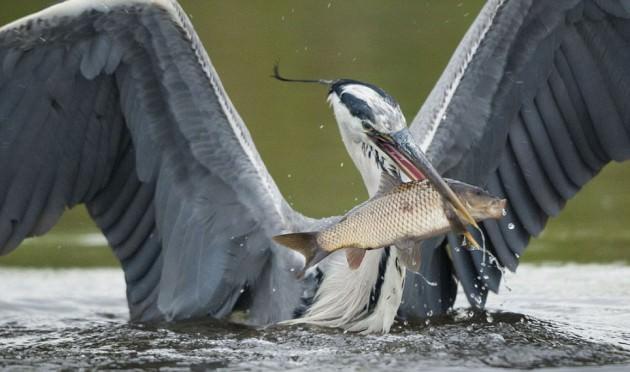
[395,240,422,273]
[345,248,366,270]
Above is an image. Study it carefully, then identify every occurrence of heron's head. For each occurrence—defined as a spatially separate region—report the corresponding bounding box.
[327,80,406,143]
[326,80,428,182]
[272,66,482,232]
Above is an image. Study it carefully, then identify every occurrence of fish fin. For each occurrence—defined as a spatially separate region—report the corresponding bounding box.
[345,248,366,270]
[272,232,330,274]
[375,172,402,197]
[395,240,422,273]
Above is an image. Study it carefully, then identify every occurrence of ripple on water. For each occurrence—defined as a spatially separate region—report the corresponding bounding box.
[0,266,629,370]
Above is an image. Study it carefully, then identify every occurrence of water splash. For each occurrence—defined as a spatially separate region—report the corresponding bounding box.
[466,224,510,291]
[409,270,438,287]
[1,267,630,370]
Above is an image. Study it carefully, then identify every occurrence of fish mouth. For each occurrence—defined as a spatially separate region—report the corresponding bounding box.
[472,198,507,220]
[489,198,508,219]
[368,128,481,244]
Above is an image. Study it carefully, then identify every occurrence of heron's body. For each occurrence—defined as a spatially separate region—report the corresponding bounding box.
[1,0,630,333]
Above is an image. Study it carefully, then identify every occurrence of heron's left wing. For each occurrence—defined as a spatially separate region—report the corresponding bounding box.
[402,0,630,318]
[0,0,306,324]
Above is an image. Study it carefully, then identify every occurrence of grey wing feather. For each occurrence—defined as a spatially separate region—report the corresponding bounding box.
[0,0,306,324]
[402,0,630,317]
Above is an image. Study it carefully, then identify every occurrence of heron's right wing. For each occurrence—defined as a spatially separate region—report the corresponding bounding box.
[0,0,306,323]
[401,0,630,318]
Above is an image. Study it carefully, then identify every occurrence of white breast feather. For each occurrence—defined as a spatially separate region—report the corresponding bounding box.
[285,249,405,334]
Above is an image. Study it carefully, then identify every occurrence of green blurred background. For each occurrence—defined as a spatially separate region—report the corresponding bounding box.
[0,1,628,267]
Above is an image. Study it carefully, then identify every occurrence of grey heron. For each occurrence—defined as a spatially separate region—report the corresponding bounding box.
[1,0,629,333]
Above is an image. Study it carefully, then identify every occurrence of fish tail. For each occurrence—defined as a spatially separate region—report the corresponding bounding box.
[273,232,330,273]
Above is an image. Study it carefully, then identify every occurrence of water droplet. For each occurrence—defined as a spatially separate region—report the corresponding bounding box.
[502,208,507,216]
[272,288,277,293]
[486,314,494,323]
[290,268,295,272]
[287,173,292,178]
[340,162,344,167]
[507,222,515,230]
[327,2,332,8]
[319,124,325,129]
[281,15,285,21]
[240,288,245,293]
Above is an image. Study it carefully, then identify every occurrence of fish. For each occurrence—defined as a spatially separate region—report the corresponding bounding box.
[273,177,506,273]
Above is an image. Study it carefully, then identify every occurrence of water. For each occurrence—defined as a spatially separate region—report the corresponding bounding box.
[1,2,630,370]
[1,265,629,370]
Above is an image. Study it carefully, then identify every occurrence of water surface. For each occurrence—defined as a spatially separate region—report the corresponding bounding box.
[1,265,629,370]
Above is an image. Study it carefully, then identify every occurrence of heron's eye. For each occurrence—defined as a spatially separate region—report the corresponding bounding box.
[362,121,373,131]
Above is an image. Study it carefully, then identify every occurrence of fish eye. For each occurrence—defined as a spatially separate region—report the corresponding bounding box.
[362,121,373,131]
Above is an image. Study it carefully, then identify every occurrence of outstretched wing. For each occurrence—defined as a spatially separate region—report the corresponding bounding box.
[0,0,305,323]
[401,0,630,317]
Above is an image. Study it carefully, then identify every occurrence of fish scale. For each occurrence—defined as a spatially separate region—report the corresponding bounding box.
[273,178,505,271]
[318,180,450,251]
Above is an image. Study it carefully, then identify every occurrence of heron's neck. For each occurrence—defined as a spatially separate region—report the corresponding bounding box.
[286,136,406,333]
[342,136,398,197]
